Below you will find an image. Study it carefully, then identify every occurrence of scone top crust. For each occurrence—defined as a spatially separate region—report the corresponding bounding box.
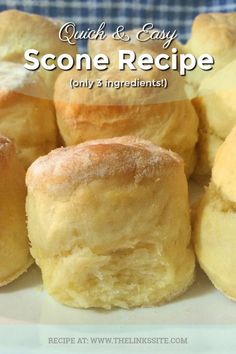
[26,136,182,197]
[0,61,48,99]
[187,12,236,55]
[212,126,236,203]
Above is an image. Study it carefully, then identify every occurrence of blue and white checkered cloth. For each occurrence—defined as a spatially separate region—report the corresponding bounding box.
[0,0,235,52]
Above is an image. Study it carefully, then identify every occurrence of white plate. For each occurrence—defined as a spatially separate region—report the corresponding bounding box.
[0,181,235,353]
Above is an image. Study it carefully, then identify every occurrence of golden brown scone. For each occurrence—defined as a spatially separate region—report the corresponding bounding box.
[0,61,58,169]
[26,136,195,309]
[0,136,32,286]
[184,12,236,88]
[193,59,236,182]
[0,9,77,93]
[54,50,199,177]
[193,126,236,301]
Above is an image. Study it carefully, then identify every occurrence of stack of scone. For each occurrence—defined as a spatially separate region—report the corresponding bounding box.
[0,10,78,168]
[0,9,77,285]
[186,13,236,302]
[184,13,236,182]
[1,8,236,310]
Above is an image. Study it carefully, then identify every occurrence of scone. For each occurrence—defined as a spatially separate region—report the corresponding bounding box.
[184,12,236,88]
[0,136,32,286]
[26,136,195,309]
[193,59,236,182]
[193,126,236,301]
[0,61,58,169]
[0,9,77,93]
[54,50,199,177]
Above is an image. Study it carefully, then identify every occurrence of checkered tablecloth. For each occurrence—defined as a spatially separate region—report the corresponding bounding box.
[0,0,235,52]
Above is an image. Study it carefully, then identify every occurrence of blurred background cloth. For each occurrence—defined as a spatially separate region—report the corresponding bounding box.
[0,0,235,52]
